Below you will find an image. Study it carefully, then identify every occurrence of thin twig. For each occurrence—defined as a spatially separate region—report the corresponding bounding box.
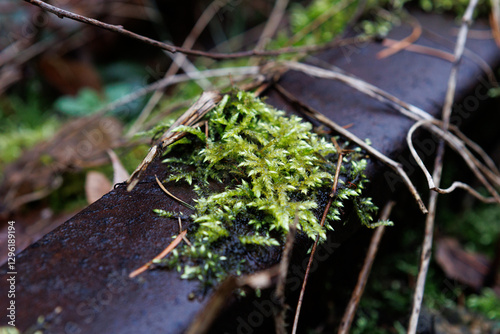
[408,1,479,332]
[382,39,455,62]
[407,120,499,203]
[422,27,499,87]
[338,201,396,334]
[281,60,500,206]
[129,230,187,278]
[23,0,369,60]
[490,0,500,47]
[179,217,193,246]
[291,144,344,334]
[377,16,422,59]
[99,67,258,117]
[126,91,222,190]
[275,214,298,334]
[255,0,289,52]
[155,175,195,210]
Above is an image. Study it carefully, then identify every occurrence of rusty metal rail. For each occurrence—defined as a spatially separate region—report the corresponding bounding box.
[1,11,499,334]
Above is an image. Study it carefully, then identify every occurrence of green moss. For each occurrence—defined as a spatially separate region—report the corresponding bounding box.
[157,91,384,286]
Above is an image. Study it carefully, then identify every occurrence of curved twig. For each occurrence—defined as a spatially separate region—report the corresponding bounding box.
[377,15,422,59]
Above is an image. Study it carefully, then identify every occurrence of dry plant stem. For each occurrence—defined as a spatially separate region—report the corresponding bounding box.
[382,39,455,62]
[155,175,195,210]
[407,120,500,203]
[449,124,500,177]
[127,91,222,191]
[128,0,230,135]
[275,214,298,334]
[274,82,428,214]
[23,0,368,59]
[408,1,479,332]
[422,28,498,87]
[407,144,442,334]
[442,0,479,129]
[291,147,344,334]
[490,0,500,47]
[255,0,289,52]
[338,201,396,334]
[99,66,259,117]
[129,230,187,278]
[377,17,422,59]
[283,61,500,204]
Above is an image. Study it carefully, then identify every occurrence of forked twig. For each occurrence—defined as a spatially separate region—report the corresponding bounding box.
[407,120,499,203]
[281,60,500,207]
[408,1,479,332]
[99,67,258,117]
[338,201,396,334]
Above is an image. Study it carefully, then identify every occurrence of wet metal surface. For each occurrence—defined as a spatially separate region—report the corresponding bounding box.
[1,11,499,334]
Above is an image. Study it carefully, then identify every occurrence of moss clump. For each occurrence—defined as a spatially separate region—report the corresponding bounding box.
[157,91,382,286]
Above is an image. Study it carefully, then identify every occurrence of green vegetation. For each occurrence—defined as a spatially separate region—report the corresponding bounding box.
[155,91,386,286]
[0,81,59,174]
[467,288,500,320]
[351,199,500,332]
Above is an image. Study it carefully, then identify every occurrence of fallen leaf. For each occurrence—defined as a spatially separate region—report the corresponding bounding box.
[39,55,102,96]
[436,237,491,291]
[107,149,130,186]
[85,171,112,204]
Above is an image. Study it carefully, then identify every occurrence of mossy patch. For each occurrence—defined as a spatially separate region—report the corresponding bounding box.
[156,91,386,286]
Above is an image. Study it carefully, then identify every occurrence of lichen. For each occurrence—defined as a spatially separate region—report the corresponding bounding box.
[155,91,386,287]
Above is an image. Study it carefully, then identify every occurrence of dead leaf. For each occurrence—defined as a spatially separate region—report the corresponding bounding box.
[85,171,111,204]
[436,237,491,291]
[107,149,130,186]
[39,55,102,95]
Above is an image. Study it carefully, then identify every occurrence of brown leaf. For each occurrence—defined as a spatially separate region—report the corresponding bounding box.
[38,55,102,96]
[436,237,491,291]
[85,171,111,204]
[107,149,130,186]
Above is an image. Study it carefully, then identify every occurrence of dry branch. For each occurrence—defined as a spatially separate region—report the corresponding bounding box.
[24,0,369,60]
[408,1,479,332]
[126,91,222,190]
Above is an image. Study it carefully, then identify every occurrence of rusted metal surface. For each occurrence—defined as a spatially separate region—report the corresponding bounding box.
[1,11,499,334]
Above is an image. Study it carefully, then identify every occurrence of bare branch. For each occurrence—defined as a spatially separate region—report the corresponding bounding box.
[23,0,369,60]
[408,1,479,332]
